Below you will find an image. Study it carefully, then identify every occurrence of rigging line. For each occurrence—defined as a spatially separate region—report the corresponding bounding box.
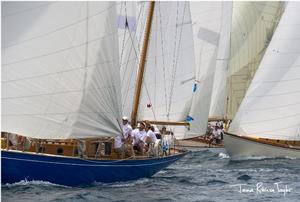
[126,2,142,67]
[121,3,146,109]
[167,2,187,120]
[122,4,149,113]
[2,3,117,50]
[158,2,169,115]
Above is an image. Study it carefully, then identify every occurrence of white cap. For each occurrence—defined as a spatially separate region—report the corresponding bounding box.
[122,116,128,121]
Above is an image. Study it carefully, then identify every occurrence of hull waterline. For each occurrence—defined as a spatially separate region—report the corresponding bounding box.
[224,133,300,160]
[1,150,188,186]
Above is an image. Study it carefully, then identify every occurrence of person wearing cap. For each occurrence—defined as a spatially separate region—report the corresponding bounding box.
[122,116,133,144]
[114,116,133,158]
[132,122,146,154]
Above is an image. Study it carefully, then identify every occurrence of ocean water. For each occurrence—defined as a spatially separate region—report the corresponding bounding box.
[2,148,300,202]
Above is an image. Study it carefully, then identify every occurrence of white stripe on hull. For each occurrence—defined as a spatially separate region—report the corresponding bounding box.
[224,133,300,160]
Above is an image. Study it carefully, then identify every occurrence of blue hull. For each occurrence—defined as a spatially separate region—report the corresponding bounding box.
[1,150,187,186]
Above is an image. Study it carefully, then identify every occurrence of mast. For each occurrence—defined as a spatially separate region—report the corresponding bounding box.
[131,1,155,127]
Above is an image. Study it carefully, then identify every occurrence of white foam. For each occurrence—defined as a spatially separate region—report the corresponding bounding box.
[3,179,67,188]
[218,152,229,159]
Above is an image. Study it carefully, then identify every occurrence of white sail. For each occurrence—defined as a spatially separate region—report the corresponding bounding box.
[2,2,122,139]
[184,2,226,138]
[229,2,300,141]
[209,2,233,120]
[226,2,283,120]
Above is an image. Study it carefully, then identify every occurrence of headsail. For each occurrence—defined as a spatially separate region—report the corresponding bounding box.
[229,2,300,141]
[2,2,122,139]
[208,2,233,120]
[185,2,228,138]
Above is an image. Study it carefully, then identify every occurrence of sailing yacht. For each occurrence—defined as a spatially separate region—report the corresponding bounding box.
[1,2,193,186]
[224,2,300,159]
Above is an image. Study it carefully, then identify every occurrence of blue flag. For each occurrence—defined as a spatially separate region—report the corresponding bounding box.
[186,115,194,122]
[193,83,197,92]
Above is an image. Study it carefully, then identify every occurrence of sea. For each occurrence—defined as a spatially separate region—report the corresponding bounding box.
[2,148,300,202]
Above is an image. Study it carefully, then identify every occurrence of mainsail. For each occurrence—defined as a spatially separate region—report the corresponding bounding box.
[229,2,300,141]
[2,2,122,139]
[226,2,283,120]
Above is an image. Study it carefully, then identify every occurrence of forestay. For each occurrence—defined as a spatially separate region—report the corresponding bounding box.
[229,2,300,141]
[2,2,122,139]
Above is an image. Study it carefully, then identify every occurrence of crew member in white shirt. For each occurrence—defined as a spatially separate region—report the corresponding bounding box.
[122,116,133,143]
[114,116,133,158]
[144,125,159,156]
[132,122,146,154]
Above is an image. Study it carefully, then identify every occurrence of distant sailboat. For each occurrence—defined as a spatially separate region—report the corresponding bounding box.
[1,1,189,186]
[224,2,300,159]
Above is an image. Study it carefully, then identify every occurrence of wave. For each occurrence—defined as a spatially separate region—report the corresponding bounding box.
[94,178,150,188]
[231,155,299,161]
[2,179,68,188]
